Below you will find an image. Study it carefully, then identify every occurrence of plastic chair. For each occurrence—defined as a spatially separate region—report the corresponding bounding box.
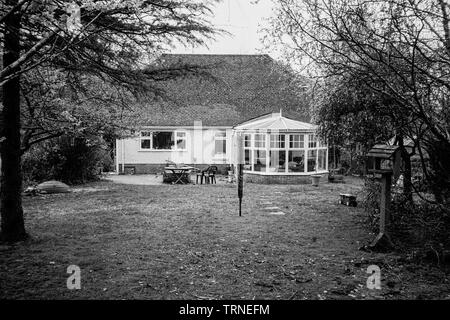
[204,166,218,184]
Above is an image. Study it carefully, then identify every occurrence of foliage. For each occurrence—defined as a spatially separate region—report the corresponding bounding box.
[390,196,450,263]
[265,0,450,203]
[22,136,112,185]
[1,0,219,241]
[361,176,450,261]
[313,76,396,150]
[360,177,381,231]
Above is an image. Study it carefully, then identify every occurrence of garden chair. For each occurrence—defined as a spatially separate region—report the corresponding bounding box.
[195,166,218,184]
[204,165,218,184]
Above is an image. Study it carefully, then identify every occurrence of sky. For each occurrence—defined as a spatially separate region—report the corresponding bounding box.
[173,0,276,55]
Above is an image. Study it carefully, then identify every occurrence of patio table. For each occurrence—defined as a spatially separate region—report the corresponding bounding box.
[164,166,195,184]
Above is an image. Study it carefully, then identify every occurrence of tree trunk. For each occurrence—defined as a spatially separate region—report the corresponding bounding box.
[0,0,27,242]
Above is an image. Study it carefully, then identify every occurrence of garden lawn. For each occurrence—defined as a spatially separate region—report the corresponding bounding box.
[0,177,449,299]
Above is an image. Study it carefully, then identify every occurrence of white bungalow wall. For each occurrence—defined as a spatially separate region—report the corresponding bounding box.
[115,127,234,171]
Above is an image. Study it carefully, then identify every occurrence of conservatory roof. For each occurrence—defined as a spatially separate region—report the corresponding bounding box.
[233,111,317,131]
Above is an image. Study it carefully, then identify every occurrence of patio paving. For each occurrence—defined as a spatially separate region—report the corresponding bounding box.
[103,173,229,186]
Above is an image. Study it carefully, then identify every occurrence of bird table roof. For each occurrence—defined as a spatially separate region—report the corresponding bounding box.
[367,144,400,159]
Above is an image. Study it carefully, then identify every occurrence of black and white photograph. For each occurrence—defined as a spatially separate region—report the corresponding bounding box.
[0,0,450,308]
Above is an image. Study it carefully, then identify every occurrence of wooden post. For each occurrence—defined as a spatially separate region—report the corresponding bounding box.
[379,172,391,234]
[370,171,394,250]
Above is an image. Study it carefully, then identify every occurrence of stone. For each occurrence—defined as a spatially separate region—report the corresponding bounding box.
[269,211,286,215]
[36,181,71,194]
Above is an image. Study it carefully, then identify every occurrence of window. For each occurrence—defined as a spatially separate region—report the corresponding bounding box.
[139,131,186,150]
[254,133,265,148]
[288,150,305,172]
[318,149,327,170]
[307,150,317,172]
[215,130,227,155]
[253,149,267,172]
[289,134,304,149]
[176,132,186,150]
[269,150,286,172]
[244,149,251,170]
[140,131,152,149]
[270,134,285,148]
[244,134,252,169]
[308,134,317,148]
[153,132,174,150]
[244,134,251,148]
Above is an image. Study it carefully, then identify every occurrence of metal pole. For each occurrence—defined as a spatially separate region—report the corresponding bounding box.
[238,163,243,217]
[236,132,244,216]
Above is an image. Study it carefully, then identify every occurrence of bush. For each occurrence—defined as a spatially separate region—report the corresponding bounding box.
[22,136,112,185]
[360,177,381,231]
[361,176,450,263]
[390,199,450,257]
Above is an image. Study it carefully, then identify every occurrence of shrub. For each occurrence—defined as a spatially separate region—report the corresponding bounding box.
[22,136,112,185]
[390,199,450,258]
[361,175,450,263]
[360,177,381,231]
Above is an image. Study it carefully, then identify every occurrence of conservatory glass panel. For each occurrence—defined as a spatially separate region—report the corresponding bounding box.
[307,150,317,172]
[253,149,267,172]
[270,134,285,148]
[269,150,286,172]
[244,149,251,170]
[308,134,317,148]
[318,149,327,170]
[254,134,266,148]
[289,134,304,149]
[244,134,251,148]
[288,150,305,172]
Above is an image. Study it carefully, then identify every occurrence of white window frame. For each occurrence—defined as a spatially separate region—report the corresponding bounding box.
[270,134,285,149]
[289,134,305,149]
[139,131,152,150]
[214,130,227,155]
[308,134,317,148]
[254,133,266,149]
[139,130,187,151]
[241,131,328,175]
[175,131,187,151]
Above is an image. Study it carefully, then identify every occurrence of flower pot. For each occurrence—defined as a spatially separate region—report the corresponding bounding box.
[227,170,234,183]
[311,175,321,186]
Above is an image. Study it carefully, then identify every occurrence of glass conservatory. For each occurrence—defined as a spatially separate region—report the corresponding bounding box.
[232,111,328,184]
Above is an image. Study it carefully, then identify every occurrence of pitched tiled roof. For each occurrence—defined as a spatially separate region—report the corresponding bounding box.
[137,54,311,127]
[137,103,242,127]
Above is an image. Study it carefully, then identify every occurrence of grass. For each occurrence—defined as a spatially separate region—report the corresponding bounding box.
[0,176,449,299]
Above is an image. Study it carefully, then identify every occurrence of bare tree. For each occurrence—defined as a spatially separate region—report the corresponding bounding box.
[265,0,450,203]
[0,0,219,242]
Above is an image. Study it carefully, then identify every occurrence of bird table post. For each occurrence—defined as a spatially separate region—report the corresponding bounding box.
[379,172,392,235]
[366,144,399,251]
[236,132,244,216]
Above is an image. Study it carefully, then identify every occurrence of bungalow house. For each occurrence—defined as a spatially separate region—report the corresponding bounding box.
[115,54,328,183]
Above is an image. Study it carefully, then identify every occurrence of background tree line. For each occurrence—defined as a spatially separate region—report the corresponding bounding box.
[265,0,450,256]
[0,0,220,242]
